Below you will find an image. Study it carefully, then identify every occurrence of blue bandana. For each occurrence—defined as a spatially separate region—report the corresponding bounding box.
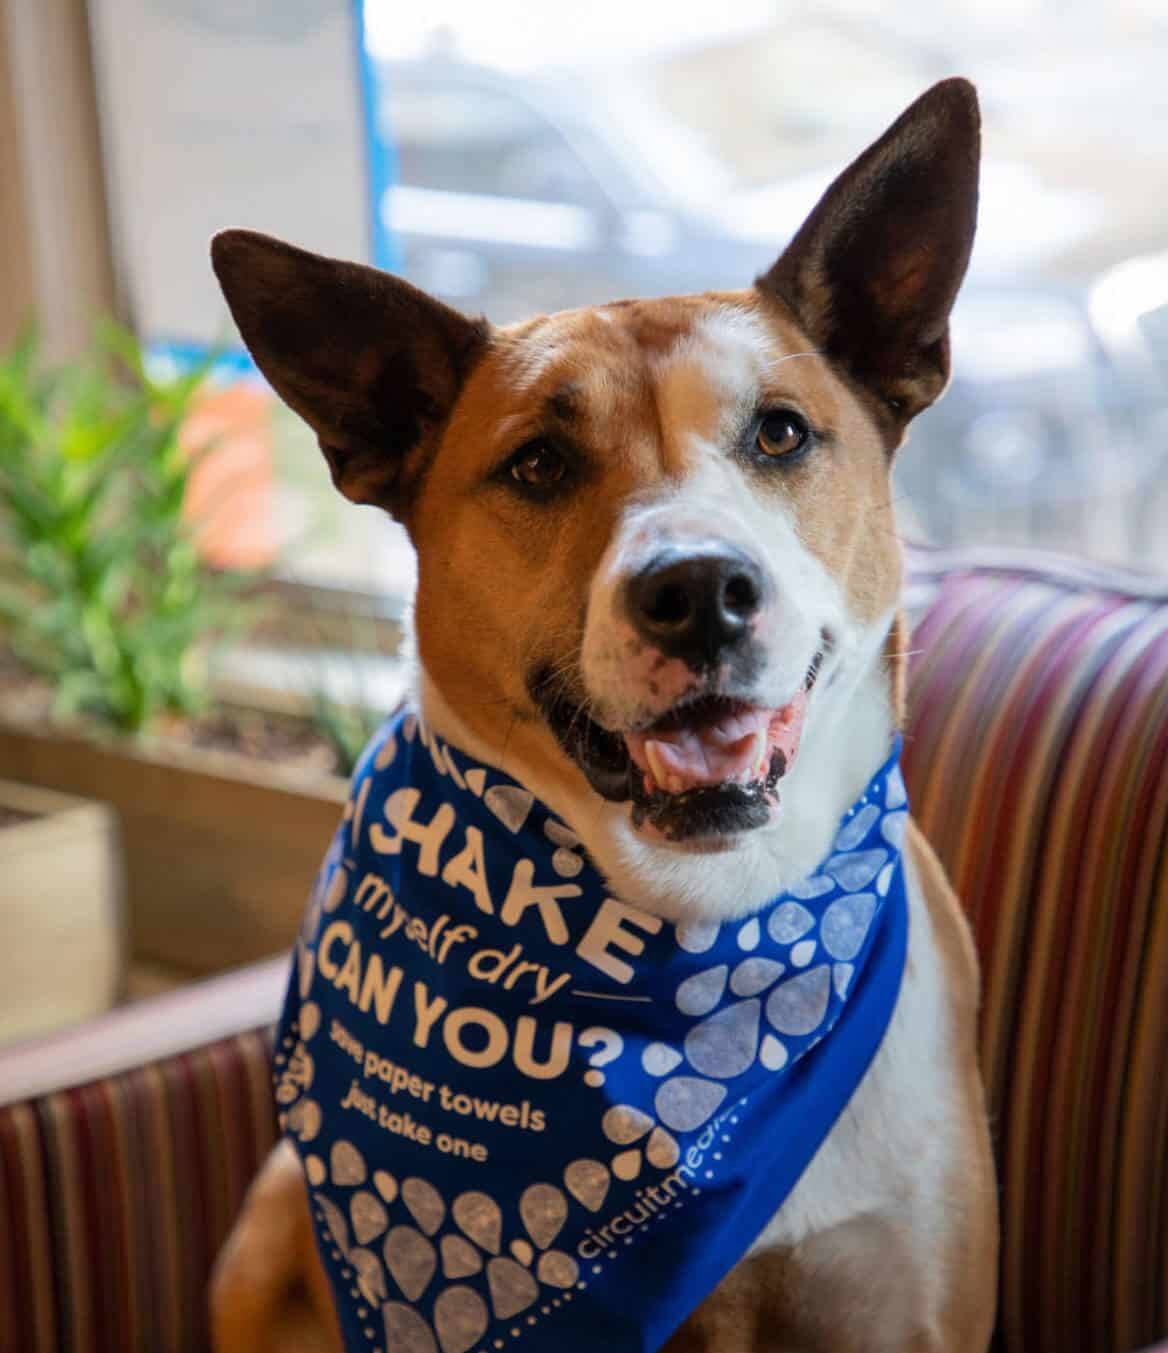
[274,708,908,1353]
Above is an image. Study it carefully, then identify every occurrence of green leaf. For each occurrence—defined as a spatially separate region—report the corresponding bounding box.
[0,321,266,734]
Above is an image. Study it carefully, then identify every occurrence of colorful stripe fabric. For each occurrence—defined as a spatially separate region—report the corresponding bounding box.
[0,1027,278,1353]
[906,547,1168,1353]
[0,546,1165,1353]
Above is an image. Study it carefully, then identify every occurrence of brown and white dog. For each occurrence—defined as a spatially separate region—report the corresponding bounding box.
[209,78,997,1353]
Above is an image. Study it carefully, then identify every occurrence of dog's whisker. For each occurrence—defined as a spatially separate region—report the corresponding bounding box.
[494,712,518,773]
[770,349,824,369]
[444,694,514,709]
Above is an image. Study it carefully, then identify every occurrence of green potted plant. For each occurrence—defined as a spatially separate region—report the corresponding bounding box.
[0,327,348,984]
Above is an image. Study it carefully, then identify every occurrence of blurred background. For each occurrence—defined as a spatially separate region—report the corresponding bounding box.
[8,0,1168,597]
[3,0,1168,1020]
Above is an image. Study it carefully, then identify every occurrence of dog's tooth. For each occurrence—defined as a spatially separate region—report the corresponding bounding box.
[645,740,669,788]
[751,731,769,777]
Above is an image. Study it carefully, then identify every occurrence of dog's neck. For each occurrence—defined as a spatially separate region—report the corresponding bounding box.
[417,610,897,926]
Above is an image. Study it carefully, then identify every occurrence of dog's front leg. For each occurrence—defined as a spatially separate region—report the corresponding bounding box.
[210,1140,343,1353]
[665,1211,991,1353]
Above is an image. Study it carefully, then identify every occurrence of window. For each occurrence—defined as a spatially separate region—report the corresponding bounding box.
[86,0,1168,591]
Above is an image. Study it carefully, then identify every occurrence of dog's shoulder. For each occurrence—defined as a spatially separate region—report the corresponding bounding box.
[905,817,982,1026]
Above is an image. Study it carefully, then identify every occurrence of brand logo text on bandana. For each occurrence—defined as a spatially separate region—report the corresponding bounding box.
[275,710,908,1353]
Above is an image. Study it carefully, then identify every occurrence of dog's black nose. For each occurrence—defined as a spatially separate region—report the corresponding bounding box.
[627,546,766,666]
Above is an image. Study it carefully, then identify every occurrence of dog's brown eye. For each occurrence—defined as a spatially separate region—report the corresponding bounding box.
[757,410,811,459]
[510,442,568,492]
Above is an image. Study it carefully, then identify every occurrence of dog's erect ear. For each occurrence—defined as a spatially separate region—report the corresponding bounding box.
[210,230,488,512]
[760,78,979,429]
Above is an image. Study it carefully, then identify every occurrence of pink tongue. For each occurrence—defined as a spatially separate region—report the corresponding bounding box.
[625,692,807,794]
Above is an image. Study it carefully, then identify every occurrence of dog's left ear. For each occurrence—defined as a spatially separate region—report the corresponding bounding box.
[761,78,980,432]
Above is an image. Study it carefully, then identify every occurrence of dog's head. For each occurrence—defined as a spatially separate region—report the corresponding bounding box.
[213,80,978,914]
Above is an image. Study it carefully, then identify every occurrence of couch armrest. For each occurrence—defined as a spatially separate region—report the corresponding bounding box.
[0,953,286,1108]
[0,955,289,1353]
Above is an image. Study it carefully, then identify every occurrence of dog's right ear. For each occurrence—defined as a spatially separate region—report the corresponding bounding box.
[210,230,488,514]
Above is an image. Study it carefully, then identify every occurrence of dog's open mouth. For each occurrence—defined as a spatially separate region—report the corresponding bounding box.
[624,693,806,841]
[531,650,823,845]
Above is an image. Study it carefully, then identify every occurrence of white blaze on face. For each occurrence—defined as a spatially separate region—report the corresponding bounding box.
[652,308,767,455]
[581,308,845,734]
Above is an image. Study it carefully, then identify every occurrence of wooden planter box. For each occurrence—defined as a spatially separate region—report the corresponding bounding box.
[0,779,124,1043]
[0,720,348,979]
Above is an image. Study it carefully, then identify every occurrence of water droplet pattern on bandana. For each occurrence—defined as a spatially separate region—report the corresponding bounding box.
[276,709,909,1353]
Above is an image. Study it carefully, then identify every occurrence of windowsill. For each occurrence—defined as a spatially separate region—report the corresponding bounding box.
[212,571,413,720]
[211,641,411,721]
[250,575,408,652]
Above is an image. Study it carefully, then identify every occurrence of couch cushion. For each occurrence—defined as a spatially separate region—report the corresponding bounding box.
[1,546,1165,1353]
[905,546,1168,1353]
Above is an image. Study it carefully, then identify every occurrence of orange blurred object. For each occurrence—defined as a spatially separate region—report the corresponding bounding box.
[181,380,278,570]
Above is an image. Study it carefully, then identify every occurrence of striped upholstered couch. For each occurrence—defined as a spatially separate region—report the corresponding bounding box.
[2,546,1167,1353]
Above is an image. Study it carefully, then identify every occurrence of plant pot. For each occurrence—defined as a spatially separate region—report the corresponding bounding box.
[0,718,348,979]
[182,379,279,571]
[0,779,125,1043]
